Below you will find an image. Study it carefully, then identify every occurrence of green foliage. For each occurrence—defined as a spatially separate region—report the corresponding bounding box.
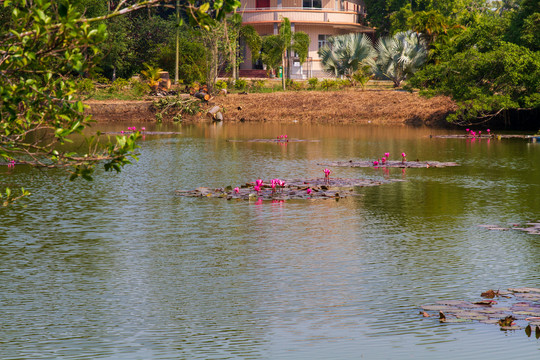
[408,42,540,123]
[250,79,266,91]
[234,78,247,91]
[141,63,163,87]
[286,79,304,91]
[157,35,207,85]
[0,0,241,205]
[307,77,318,90]
[291,32,310,64]
[337,79,353,88]
[99,16,135,79]
[261,35,284,72]
[1,187,31,207]
[215,80,228,90]
[375,31,428,87]
[320,79,337,91]
[351,65,373,90]
[240,24,262,61]
[519,13,540,51]
[319,33,376,78]
[130,79,151,97]
[260,18,310,89]
[407,9,451,47]
[76,78,96,95]
[108,78,130,93]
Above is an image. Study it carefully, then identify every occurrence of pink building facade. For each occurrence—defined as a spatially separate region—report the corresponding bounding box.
[239,0,374,78]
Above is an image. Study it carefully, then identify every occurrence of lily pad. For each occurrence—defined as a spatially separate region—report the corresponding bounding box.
[421,286,540,337]
[227,138,319,143]
[176,177,396,201]
[319,160,459,168]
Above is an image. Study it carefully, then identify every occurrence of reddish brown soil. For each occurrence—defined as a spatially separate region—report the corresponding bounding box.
[84,89,457,126]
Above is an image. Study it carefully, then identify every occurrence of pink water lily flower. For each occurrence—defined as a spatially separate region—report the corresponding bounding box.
[234,187,240,193]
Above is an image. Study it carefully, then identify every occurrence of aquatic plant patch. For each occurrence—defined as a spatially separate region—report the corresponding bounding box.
[320,160,459,168]
[480,222,540,235]
[227,138,319,143]
[176,177,400,201]
[420,288,540,337]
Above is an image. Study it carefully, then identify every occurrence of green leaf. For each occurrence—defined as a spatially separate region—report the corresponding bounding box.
[199,3,210,13]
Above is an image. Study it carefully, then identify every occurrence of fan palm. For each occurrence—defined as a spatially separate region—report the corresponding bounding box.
[319,33,376,78]
[375,31,427,87]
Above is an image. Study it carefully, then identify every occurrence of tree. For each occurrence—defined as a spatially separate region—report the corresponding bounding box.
[407,9,450,47]
[407,42,540,124]
[0,0,240,205]
[260,35,284,77]
[318,33,376,78]
[375,31,428,87]
[259,18,309,90]
[223,14,261,81]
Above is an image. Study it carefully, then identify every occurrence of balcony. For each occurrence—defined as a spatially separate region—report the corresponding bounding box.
[241,8,367,29]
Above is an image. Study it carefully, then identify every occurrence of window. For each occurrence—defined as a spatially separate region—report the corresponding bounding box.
[256,0,270,8]
[303,0,322,9]
[318,34,331,50]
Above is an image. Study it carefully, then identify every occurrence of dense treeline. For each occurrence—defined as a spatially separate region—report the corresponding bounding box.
[359,0,539,124]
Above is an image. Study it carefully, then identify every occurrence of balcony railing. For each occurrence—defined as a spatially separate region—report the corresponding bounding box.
[241,8,365,25]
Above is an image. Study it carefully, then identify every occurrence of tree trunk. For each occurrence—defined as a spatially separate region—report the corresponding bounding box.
[286,49,291,81]
[175,0,179,84]
[194,92,211,101]
[282,52,286,90]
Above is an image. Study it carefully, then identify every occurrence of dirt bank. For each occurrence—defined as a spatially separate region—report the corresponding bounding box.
[84,89,457,126]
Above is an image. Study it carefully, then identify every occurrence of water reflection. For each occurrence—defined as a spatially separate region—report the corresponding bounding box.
[1,124,539,359]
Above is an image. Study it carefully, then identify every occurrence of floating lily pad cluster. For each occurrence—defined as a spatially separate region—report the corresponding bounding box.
[319,160,459,168]
[227,138,318,143]
[480,222,540,235]
[432,134,529,139]
[420,288,540,337]
[105,131,182,135]
[176,177,396,201]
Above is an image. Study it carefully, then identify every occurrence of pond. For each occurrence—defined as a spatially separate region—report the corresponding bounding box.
[1,123,539,359]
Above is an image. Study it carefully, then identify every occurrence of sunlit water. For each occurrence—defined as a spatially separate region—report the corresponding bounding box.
[1,123,539,359]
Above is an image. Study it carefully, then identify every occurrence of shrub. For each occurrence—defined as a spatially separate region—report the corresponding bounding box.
[109,78,130,93]
[75,78,95,95]
[286,79,304,91]
[351,65,373,90]
[215,80,228,90]
[337,79,352,88]
[320,79,337,90]
[131,80,150,96]
[250,79,265,91]
[235,78,247,91]
[307,77,318,89]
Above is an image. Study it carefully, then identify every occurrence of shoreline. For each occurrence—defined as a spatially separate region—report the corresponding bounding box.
[84,89,458,127]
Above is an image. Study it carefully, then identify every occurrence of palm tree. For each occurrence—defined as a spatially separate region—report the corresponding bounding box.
[226,14,262,81]
[375,31,427,87]
[407,10,449,48]
[260,17,310,89]
[318,33,376,78]
[261,35,285,77]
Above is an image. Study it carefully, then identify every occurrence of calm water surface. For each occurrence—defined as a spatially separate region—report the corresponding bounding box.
[1,123,539,359]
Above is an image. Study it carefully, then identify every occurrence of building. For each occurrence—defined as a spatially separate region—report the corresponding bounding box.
[239,0,374,79]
